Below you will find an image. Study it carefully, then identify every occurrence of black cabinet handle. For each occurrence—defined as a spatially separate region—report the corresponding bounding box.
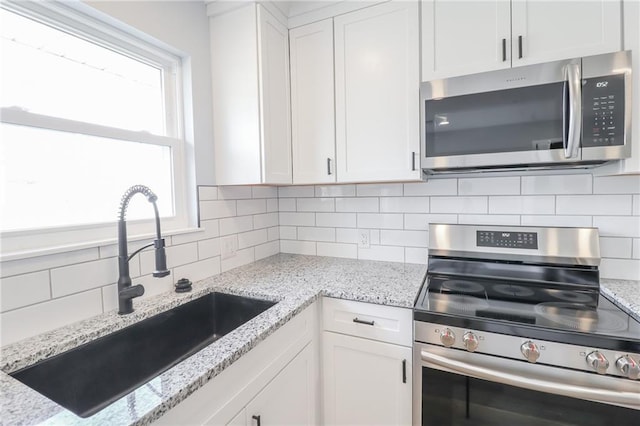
[353,317,375,326]
[411,152,416,171]
[518,35,523,59]
[252,415,261,426]
[402,359,407,383]
[502,38,507,62]
[327,157,332,175]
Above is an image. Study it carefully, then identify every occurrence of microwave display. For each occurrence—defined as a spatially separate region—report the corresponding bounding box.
[582,74,625,148]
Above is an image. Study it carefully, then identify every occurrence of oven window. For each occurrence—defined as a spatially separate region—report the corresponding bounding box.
[421,368,638,426]
[424,83,565,157]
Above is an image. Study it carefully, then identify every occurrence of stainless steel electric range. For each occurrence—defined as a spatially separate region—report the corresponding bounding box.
[413,224,640,426]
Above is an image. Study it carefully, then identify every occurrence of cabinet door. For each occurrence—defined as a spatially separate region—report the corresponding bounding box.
[290,19,336,184]
[511,0,621,67]
[257,5,292,184]
[245,343,317,426]
[323,332,412,425]
[422,0,511,80]
[334,1,421,182]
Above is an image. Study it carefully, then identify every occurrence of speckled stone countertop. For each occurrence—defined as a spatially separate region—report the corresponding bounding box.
[601,278,640,322]
[0,254,426,426]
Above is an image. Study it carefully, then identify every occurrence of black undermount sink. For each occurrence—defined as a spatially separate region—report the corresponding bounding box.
[10,292,276,418]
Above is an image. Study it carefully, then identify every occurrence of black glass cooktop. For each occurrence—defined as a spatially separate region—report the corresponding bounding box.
[414,273,640,352]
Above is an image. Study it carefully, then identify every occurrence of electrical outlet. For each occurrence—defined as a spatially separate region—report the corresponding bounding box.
[221,235,238,260]
[358,229,370,249]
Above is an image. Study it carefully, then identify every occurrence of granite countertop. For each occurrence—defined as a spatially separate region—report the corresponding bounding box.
[0,254,426,426]
[601,278,640,323]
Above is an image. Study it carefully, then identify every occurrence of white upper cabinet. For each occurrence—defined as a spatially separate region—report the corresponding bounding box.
[209,3,292,185]
[422,0,622,81]
[511,0,622,67]
[290,19,336,184]
[334,1,421,182]
[422,0,511,81]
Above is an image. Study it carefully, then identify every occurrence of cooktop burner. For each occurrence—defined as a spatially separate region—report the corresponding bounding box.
[440,279,486,294]
[492,284,535,298]
[534,302,629,333]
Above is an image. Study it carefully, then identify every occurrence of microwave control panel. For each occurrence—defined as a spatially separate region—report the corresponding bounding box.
[582,74,625,148]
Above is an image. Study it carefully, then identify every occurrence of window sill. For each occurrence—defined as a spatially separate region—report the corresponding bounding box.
[0,227,203,263]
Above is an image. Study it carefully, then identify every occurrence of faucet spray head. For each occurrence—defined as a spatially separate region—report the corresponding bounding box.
[153,238,170,278]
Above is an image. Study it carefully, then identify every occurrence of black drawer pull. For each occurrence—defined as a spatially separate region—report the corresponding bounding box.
[518,35,523,59]
[353,317,375,326]
[402,359,407,383]
[252,415,261,426]
[502,38,507,62]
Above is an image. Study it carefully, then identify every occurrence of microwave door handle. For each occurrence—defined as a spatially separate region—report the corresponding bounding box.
[421,351,640,409]
[564,63,582,159]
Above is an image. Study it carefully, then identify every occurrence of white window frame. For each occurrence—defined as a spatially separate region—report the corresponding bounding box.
[0,1,195,260]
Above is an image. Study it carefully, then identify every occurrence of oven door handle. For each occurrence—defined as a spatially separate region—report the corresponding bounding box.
[421,351,640,408]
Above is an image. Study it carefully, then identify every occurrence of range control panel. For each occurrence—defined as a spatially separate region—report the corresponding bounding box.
[477,230,538,249]
[582,74,625,148]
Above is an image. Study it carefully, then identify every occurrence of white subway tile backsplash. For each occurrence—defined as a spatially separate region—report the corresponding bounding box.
[218,186,253,200]
[198,186,218,201]
[431,196,487,214]
[489,196,555,215]
[380,230,429,247]
[593,175,640,194]
[200,200,237,220]
[281,240,316,255]
[137,274,175,301]
[315,184,356,197]
[405,247,428,265]
[600,258,640,281]
[278,198,296,211]
[279,212,315,227]
[1,289,103,346]
[51,257,123,298]
[317,242,357,259]
[219,216,254,236]
[335,197,379,213]
[556,195,632,215]
[357,245,404,262]
[279,186,315,198]
[357,213,404,230]
[297,198,335,212]
[238,229,268,249]
[458,215,521,226]
[174,257,221,283]
[297,227,335,242]
[593,216,640,238]
[237,199,267,216]
[267,226,279,241]
[404,214,457,230]
[255,241,279,260]
[316,212,357,228]
[404,179,457,196]
[379,197,429,213]
[521,215,593,227]
[267,198,279,212]
[252,186,278,199]
[198,238,221,259]
[0,248,99,279]
[521,174,592,195]
[0,271,50,312]
[634,195,640,216]
[279,226,297,240]
[221,247,255,273]
[356,183,403,197]
[336,228,358,244]
[459,177,520,195]
[633,239,640,259]
[599,237,632,259]
[370,229,380,245]
[253,212,278,229]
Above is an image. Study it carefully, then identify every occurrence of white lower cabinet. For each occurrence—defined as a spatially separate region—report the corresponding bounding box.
[323,331,412,425]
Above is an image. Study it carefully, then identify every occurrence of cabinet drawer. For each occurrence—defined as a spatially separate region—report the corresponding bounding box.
[322,297,412,346]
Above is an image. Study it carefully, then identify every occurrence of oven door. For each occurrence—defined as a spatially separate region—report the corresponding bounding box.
[413,342,640,426]
[420,57,582,172]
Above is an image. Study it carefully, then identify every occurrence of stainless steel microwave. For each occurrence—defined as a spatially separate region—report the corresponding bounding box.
[420,51,632,175]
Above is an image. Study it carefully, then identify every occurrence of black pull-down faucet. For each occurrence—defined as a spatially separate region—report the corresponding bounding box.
[117,185,170,314]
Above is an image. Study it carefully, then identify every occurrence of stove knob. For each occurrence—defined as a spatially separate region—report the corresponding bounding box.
[463,332,479,352]
[520,341,540,363]
[616,355,640,380]
[440,328,456,347]
[586,351,609,375]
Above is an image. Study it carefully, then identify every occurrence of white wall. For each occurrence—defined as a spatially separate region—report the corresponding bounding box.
[85,0,216,186]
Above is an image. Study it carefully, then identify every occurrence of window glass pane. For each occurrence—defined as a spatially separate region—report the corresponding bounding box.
[0,123,174,232]
[0,9,165,135]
